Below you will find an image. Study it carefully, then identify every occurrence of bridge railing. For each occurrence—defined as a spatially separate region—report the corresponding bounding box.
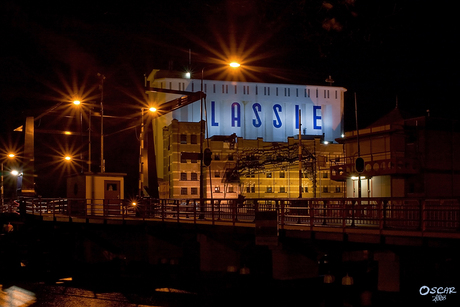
[3,197,459,233]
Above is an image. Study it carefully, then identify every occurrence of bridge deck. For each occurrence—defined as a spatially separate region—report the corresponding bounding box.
[3,197,460,242]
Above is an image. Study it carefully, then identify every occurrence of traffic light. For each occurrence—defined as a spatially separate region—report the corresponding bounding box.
[355,157,364,173]
[203,148,212,166]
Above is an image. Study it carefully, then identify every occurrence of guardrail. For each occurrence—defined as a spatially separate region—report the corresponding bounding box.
[2,197,459,233]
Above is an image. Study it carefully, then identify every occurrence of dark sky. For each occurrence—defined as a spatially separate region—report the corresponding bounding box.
[0,0,458,196]
[2,1,458,126]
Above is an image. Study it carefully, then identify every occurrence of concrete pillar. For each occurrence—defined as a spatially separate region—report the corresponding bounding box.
[375,251,400,292]
[271,248,318,280]
[198,234,239,272]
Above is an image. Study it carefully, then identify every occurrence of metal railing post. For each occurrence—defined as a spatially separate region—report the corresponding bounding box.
[280,200,285,230]
[351,200,356,227]
[310,201,314,231]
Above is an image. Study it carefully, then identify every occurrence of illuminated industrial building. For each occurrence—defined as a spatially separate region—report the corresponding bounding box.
[145,69,347,199]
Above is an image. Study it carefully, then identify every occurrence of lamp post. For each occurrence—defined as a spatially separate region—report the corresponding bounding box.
[200,68,205,208]
[139,107,157,197]
[72,100,84,173]
[1,153,16,206]
[199,62,240,211]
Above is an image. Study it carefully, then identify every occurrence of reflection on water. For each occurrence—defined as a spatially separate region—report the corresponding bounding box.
[0,285,36,306]
[1,280,200,307]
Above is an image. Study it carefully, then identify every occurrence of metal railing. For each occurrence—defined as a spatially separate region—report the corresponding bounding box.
[2,197,460,234]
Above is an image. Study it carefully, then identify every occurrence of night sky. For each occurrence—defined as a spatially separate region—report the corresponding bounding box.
[1,0,458,196]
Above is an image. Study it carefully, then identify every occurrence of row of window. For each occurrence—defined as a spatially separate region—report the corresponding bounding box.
[245,186,341,193]
[180,154,234,163]
[180,186,235,195]
[180,134,198,144]
[179,185,341,195]
[159,81,340,99]
[246,172,329,179]
[180,171,331,179]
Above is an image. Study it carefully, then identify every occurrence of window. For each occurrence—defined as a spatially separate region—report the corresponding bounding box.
[180,172,187,181]
[181,156,187,163]
[214,171,220,178]
[191,135,197,144]
[180,134,187,144]
[247,185,255,193]
[304,186,308,193]
[279,187,286,193]
[266,186,273,193]
[215,154,220,160]
[191,173,198,181]
[335,186,341,193]
[191,187,198,195]
[228,154,234,161]
[266,172,272,178]
[323,172,328,179]
[323,186,329,193]
[279,172,285,178]
[215,186,221,193]
[228,186,234,193]
[181,188,188,195]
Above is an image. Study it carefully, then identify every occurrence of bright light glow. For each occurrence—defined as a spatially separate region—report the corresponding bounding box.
[7,153,15,158]
[185,72,191,79]
[11,170,19,176]
[324,141,329,145]
[64,156,72,161]
[132,202,137,206]
[73,100,81,105]
[351,176,366,180]
[229,62,241,68]
[64,131,71,135]
[149,107,157,112]
[341,134,345,138]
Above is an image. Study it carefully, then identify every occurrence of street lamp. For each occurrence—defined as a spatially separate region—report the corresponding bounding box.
[139,106,157,197]
[1,153,16,206]
[72,100,84,173]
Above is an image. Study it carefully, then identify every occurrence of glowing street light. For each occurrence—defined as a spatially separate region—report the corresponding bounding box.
[229,62,241,68]
[1,153,16,206]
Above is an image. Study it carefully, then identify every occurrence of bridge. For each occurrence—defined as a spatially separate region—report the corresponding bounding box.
[3,197,460,244]
[2,196,460,300]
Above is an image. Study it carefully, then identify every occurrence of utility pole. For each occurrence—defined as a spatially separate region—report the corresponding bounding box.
[298,108,302,198]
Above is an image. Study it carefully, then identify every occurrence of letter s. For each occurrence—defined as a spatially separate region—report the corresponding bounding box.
[273,104,282,128]
[252,103,262,128]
